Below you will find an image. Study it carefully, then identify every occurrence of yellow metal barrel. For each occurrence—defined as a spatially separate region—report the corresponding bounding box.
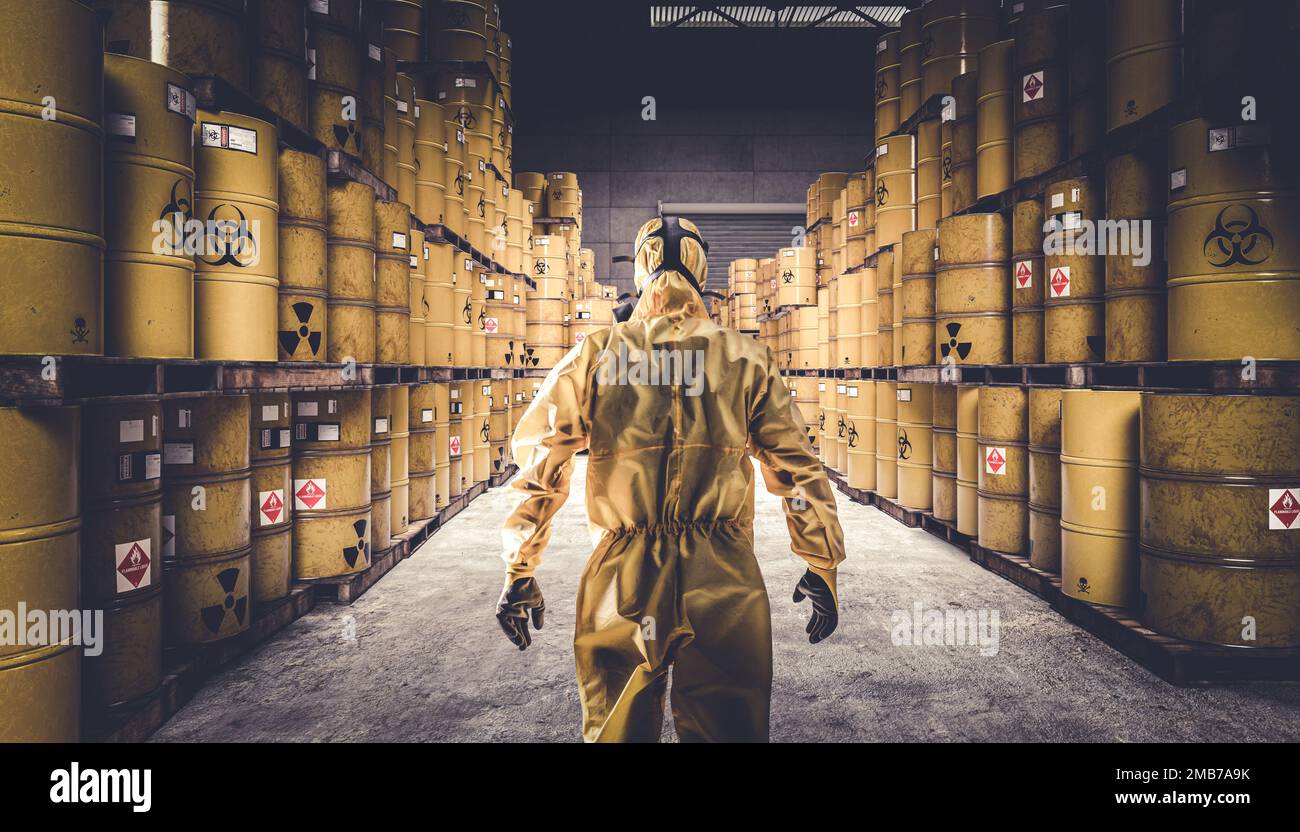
[931,385,958,522]
[473,380,492,483]
[426,240,457,365]
[307,14,364,156]
[1043,177,1104,363]
[897,384,935,511]
[899,9,923,116]
[415,98,448,225]
[874,135,916,251]
[834,382,848,474]
[0,406,81,741]
[875,382,899,500]
[944,71,979,216]
[1060,389,1141,608]
[194,110,279,360]
[370,387,393,556]
[382,0,424,62]
[875,248,894,364]
[249,392,292,606]
[81,400,163,714]
[489,379,511,477]
[1010,198,1044,363]
[900,229,937,366]
[975,39,1013,200]
[1012,4,1067,181]
[977,385,1028,555]
[359,9,386,174]
[408,383,437,521]
[396,73,418,208]
[432,0,489,63]
[254,0,310,127]
[916,120,942,231]
[96,0,249,89]
[292,389,372,580]
[956,385,980,537]
[0,0,103,356]
[277,148,329,361]
[375,200,413,364]
[1066,0,1106,158]
[327,181,377,364]
[435,383,452,508]
[408,226,427,365]
[1105,150,1168,362]
[1106,0,1181,132]
[162,395,253,645]
[935,212,1011,365]
[448,384,464,498]
[920,0,999,101]
[1166,118,1299,361]
[390,384,411,535]
[1027,386,1063,573]
[457,381,478,492]
[104,54,196,359]
[836,271,861,368]
[1139,393,1300,648]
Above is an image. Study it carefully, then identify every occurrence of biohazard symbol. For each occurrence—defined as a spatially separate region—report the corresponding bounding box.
[941,152,952,181]
[332,120,361,154]
[1076,576,1091,595]
[455,171,466,196]
[897,428,912,461]
[527,233,535,249]
[343,518,369,568]
[876,75,887,101]
[847,423,859,448]
[480,418,491,443]
[70,317,90,344]
[534,259,548,275]
[278,301,323,359]
[876,182,889,206]
[445,7,469,29]
[199,567,247,635]
[477,307,487,329]
[160,178,193,224]
[837,415,846,439]
[818,411,825,430]
[199,204,258,267]
[782,269,795,284]
[1202,204,1274,268]
[940,321,972,361]
[477,193,486,218]
[462,297,473,324]
[455,105,475,130]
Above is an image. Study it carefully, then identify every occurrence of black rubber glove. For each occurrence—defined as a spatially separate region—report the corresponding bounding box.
[496,576,545,650]
[792,569,838,644]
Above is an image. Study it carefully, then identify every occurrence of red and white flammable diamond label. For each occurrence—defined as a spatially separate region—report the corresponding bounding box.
[985,447,1006,475]
[260,489,284,526]
[1050,266,1071,297]
[574,331,586,343]
[848,210,860,228]
[1269,488,1300,530]
[1022,71,1044,102]
[116,539,152,593]
[449,435,461,457]
[484,317,499,334]
[1015,260,1033,288]
[294,479,327,510]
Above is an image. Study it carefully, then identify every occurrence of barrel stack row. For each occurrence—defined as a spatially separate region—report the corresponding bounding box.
[0,377,536,742]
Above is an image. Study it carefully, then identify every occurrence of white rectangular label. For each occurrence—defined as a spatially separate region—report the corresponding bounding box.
[107,113,136,138]
[262,405,280,422]
[316,424,340,441]
[163,442,194,465]
[297,401,319,417]
[422,408,434,423]
[897,388,912,402]
[847,386,859,398]
[396,100,409,114]
[1050,192,1064,209]
[309,0,329,12]
[177,408,191,428]
[119,419,144,443]
[165,82,197,121]
[374,417,389,434]
[877,143,888,157]
[144,453,161,481]
[200,122,258,154]
[368,43,382,62]
[1170,168,1187,191]
[392,232,407,249]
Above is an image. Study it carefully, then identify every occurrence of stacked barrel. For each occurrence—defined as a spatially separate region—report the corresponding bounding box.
[250,393,293,605]
[278,150,330,361]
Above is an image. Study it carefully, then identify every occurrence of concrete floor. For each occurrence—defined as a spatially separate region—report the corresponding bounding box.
[152,458,1300,743]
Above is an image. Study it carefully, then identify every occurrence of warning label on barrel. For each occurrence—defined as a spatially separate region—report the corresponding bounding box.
[1015,260,1033,289]
[449,435,461,457]
[294,479,327,510]
[848,210,860,228]
[200,122,258,155]
[985,447,1006,475]
[575,332,586,343]
[1049,266,1071,297]
[259,490,285,526]
[116,539,152,593]
[1022,71,1044,102]
[484,317,499,333]
[1269,488,1299,529]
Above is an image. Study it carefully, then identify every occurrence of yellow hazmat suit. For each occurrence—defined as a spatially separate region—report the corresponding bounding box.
[499,217,845,742]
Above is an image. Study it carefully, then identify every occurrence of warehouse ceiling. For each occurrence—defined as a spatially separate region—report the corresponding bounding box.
[650,4,909,28]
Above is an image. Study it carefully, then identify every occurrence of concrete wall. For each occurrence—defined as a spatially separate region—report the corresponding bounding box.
[502,0,878,291]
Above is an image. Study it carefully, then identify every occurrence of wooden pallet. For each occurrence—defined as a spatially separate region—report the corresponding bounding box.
[892,360,1300,392]
[1052,594,1300,686]
[309,544,406,605]
[871,494,926,528]
[920,513,973,549]
[89,584,317,742]
[489,464,519,489]
[969,543,1061,602]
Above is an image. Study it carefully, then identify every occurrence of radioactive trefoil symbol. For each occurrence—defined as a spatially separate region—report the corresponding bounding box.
[343,518,368,568]
[940,321,972,361]
[1202,204,1274,268]
[279,301,323,358]
[898,429,912,460]
[200,567,247,634]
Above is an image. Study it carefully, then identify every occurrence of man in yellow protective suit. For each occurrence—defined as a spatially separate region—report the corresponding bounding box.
[497,216,845,742]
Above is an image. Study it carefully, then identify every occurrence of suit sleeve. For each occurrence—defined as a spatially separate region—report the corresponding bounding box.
[747,350,846,600]
[500,341,591,577]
